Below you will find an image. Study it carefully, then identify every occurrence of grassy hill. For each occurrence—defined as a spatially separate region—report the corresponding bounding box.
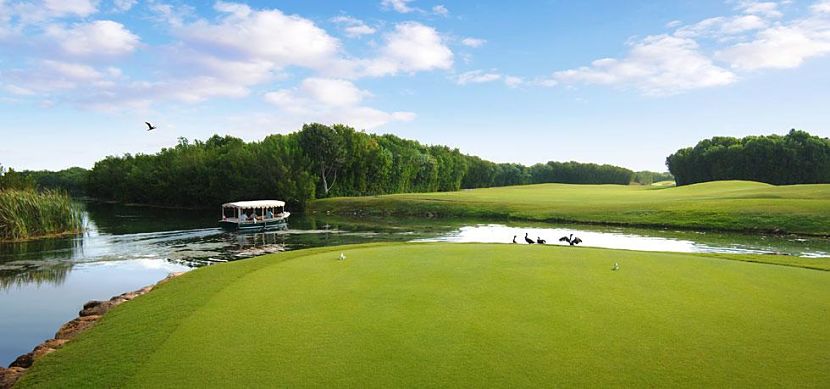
[18,243,830,387]
[310,181,830,235]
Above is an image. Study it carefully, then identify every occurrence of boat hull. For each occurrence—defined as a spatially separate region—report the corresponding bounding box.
[219,214,290,232]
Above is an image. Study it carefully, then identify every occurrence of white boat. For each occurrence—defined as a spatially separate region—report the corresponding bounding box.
[219,200,290,232]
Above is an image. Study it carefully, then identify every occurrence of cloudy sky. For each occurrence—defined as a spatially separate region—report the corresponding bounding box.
[1,0,829,171]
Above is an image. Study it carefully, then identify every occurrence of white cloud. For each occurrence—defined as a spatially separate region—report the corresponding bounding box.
[148,2,194,27]
[8,0,99,24]
[44,0,98,16]
[1,60,118,95]
[330,15,376,38]
[454,70,501,85]
[716,22,830,70]
[264,78,415,129]
[265,78,369,112]
[738,1,783,19]
[363,21,453,76]
[381,0,416,13]
[554,35,736,95]
[675,15,768,38]
[813,0,830,13]
[177,4,340,71]
[300,77,370,107]
[504,76,523,88]
[432,5,448,17]
[0,2,449,114]
[213,1,251,17]
[461,37,486,48]
[715,1,830,70]
[112,0,136,12]
[45,20,140,57]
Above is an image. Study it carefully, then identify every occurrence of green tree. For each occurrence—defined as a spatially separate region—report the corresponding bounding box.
[299,123,346,196]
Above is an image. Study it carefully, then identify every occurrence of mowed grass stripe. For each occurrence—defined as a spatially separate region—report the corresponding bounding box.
[21,243,829,387]
[310,181,830,235]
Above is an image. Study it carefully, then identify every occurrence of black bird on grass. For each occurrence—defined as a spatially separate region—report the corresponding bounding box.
[559,233,582,246]
[145,121,157,131]
[524,233,535,244]
[512,235,517,244]
[536,237,546,244]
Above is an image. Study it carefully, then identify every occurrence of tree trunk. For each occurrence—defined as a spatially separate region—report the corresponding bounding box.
[321,166,329,194]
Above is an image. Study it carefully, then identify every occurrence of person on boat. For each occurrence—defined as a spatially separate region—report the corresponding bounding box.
[267,209,274,219]
[239,212,248,222]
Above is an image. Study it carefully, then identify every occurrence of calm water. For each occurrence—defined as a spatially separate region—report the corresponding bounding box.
[1,202,828,365]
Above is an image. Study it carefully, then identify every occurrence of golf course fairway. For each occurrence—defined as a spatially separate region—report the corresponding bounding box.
[18,243,830,387]
[310,181,830,235]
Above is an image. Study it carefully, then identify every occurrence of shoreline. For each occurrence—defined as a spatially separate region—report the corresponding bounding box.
[0,229,83,244]
[310,208,830,238]
[0,272,185,389]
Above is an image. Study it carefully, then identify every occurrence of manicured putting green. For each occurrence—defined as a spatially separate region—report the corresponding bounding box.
[19,243,830,387]
[311,180,830,235]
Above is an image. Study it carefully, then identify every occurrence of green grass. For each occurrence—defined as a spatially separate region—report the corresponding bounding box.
[0,189,82,241]
[18,243,830,387]
[310,180,830,235]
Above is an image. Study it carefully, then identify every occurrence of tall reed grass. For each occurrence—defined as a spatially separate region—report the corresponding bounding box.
[0,189,83,241]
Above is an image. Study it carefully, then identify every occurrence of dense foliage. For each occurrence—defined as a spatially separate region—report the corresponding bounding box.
[19,167,89,195]
[667,130,830,186]
[86,123,635,208]
[0,165,36,190]
[632,171,674,185]
[0,189,83,241]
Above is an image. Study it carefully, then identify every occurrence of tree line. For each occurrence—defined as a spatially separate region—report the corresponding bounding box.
[0,165,89,195]
[666,129,830,186]
[83,123,639,209]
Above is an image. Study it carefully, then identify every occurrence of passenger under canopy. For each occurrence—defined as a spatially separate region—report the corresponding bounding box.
[219,200,290,231]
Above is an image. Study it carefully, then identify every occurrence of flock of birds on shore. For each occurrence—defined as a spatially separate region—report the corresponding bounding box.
[513,232,582,246]
[511,233,619,270]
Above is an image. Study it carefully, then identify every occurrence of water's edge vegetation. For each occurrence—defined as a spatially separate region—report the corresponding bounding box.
[311,181,830,236]
[0,189,83,242]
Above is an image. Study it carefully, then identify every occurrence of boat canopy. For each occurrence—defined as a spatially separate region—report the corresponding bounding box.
[222,200,285,209]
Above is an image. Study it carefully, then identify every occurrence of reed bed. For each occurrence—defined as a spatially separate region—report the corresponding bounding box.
[0,189,83,241]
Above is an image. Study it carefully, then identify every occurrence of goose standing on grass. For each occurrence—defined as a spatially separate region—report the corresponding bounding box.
[338,252,346,261]
[612,262,620,271]
[536,237,546,244]
[524,233,535,244]
[512,235,517,244]
[559,234,582,246]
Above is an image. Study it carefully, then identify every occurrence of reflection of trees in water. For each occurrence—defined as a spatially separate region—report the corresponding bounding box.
[0,233,82,289]
[84,201,215,235]
[0,235,82,263]
[0,262,72,290]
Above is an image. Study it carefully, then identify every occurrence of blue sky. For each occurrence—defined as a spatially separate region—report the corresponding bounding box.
[1,0,829,171]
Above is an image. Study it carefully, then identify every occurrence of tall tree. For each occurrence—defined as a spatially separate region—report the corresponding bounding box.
[299,123,346,196]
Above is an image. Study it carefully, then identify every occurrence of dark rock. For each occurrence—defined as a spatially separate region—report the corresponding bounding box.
[82,300,103,310]
[55,315,100,340]
[79,300,117,317]
[0,367,26,389]
[8,352,33,368]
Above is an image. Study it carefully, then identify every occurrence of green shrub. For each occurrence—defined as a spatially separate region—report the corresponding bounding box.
[0,189,83,241]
